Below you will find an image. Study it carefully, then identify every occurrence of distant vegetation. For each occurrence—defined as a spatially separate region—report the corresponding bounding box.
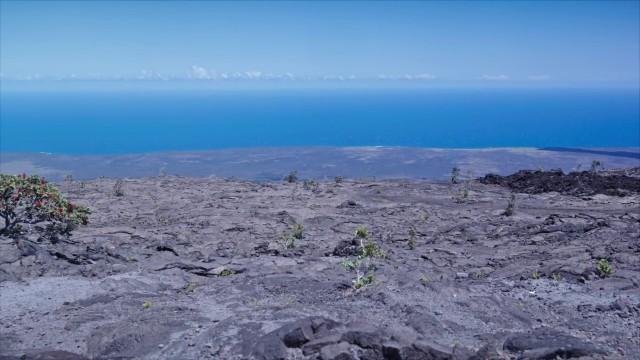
[503,193,516,216]
[113,179,125,197]
[450,167,461,184]
[303,180,319,192]
[590,160,604,173]
[408,227,417,250]
[0,174,90,238]
[284,171,298,183]
[551,273,562,281]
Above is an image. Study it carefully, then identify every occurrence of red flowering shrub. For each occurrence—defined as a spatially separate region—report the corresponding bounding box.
[0,174,90,237]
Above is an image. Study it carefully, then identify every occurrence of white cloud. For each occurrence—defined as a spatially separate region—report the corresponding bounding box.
[377,73,437,80]
[244,71,262,79]
[413,73,437,80]
[479,74,509,81]
[137,69,168,80]
[322,74,346,81]
[188,65,213,79]
[528,74,550,81]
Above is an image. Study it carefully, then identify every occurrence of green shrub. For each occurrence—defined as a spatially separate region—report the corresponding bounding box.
[353,274,374,289]
[284,171,298,183]
[279,223,304,249]
[408,228,417,250]
[219,268,236,277]
[362,240,386,259]
[355,226,369,239]
[279,233,296,249]
[342,227,388,290]
[341,259,358,271]
[597,259,613,278]
[302,180,319,192]
[292,223,304,239]
[0,174,90,237]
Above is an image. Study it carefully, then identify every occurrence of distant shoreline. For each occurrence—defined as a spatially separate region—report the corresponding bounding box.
[1,146,639,181]
[539,147,640,159]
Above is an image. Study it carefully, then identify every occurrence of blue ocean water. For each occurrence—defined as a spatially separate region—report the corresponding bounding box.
[1,88,638,154]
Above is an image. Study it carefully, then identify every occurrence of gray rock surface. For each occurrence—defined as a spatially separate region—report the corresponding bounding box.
[1,175,639,359]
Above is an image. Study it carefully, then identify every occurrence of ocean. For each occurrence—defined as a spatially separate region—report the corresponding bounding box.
[1,88,638,155]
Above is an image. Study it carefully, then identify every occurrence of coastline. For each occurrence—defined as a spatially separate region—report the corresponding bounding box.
[1,146,639,181]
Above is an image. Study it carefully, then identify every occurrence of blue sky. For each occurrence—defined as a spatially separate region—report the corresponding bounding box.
[1,1,639,87]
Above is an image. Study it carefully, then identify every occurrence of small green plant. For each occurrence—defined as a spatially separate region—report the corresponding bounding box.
[355,226,369,239]
[503,193,516,216]
[597,259,613,278]
[182,283,197,293]
[334,176,344,184]
[343,252,378,290]
[0,174,90,237]
[419,275,432,285]
[278,223,304,249]
[219,268,236,277]
[550,273,562,281]
[362,240,386,259]
[342,259,357,271]
[408,228,417,250]
[279,233,296,249]
[284,171,298,183]
[342,227,387,290]
[113,179,125,197]
[532,271,541,280]
[142,301,153,309]
[353,274,374,289]
[302,180,319,192]
[292,223,304,239]
[450,167,461,184]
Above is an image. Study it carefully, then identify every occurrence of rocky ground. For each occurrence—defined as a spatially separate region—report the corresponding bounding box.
[1,170,639,359]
